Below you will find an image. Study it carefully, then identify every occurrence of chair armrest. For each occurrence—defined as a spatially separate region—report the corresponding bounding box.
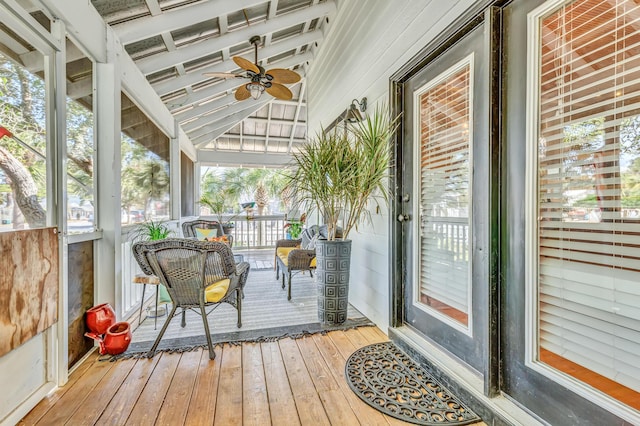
[225,234,234,246]
[288,249,316,270]
[235,261,250,289]
[276,239,302,249]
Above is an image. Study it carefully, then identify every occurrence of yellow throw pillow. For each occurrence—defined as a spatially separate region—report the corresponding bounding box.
[204,278,230,302]
[195,227,217,240]
[276,247,296,266]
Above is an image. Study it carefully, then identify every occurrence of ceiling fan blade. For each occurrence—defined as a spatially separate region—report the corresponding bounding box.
[265,68,301,84]
[266,83,293,100]
[203,72,241,79]
[233,56,260,74]
[235,84,251,101]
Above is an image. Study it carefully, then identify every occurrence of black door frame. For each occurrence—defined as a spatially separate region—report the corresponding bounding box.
[389,1,502,398]
[389,0,637,424]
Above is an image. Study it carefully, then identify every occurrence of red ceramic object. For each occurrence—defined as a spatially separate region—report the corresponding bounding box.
[85,303,116,335]
[101,322,132,355]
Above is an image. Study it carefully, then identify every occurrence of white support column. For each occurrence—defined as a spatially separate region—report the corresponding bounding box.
[170,120,181,220]
[94,32,122,315]
[48,19,69,386]
[194,161,202,218]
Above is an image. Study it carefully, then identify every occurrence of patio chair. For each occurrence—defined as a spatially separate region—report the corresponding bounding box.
[132,238,250,359]
[275,225,339,300]
[182,219,234,246]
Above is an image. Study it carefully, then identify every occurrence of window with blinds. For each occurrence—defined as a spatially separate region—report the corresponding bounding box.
[534,0,640,409]
[416,56,472,329]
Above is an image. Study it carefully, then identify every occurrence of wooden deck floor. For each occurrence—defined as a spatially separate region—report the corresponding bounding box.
[20,326,485,426]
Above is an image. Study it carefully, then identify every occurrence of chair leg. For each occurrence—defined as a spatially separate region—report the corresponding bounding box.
[236,288,242,328]
[181,309,186,327]
[287,271,292,300]
[282,271,285,289]
[199,303,215,360]
[309,269,313,278]
[138,284,146,325]
[148,303,178,358]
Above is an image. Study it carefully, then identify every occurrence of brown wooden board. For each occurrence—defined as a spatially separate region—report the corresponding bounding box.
[67,240,94,368]
[0,227,58,357]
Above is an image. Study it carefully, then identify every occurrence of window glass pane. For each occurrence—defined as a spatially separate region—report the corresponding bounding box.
[536,0,640,410]
[0,51,47,231]
[121,93,170,224]
[66,38,95,234]
[416,58,472,327]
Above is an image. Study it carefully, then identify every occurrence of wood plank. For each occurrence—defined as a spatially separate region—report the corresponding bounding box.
[343,327,373,349]
[156,350,202,425]
[317,388,361,426]
[242,343,271,426]
[33,355,114,425]
[125,353,181,425]
[261,341,301,426]
[278,338,330,426]
[295,336,340,393]
[19,351,99,424]
[184,347,222,426]
[213,344,243,425]
[64,358,137,424]
[312,332,389,426]
[359,326,389,343]
[95,356,160,425]
[0,228,58,357]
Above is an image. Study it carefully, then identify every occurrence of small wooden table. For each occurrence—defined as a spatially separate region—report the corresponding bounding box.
[133,273,163,330]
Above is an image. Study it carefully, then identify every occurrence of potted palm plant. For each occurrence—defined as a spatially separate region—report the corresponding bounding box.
[199,194,238,233]
[287,105,398,324]
[132,220,173,308]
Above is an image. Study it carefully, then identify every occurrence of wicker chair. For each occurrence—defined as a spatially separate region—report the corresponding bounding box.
[132,238,250,359]
[275,225,338,300]
[182,219,234,246]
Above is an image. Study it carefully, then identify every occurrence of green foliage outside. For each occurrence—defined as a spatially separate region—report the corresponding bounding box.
[200,167,289,217]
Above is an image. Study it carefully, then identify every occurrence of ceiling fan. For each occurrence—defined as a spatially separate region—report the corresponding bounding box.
[204,35,301,101]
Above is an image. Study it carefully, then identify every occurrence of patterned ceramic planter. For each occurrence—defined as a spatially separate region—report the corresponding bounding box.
[315,239,352,324]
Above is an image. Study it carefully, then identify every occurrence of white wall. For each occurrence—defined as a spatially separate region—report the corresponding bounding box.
[307,0,477,332]
[0,334,53,425]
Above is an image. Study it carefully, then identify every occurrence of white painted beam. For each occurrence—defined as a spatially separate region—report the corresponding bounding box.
[184,98,268,133]
[165,53,311,110]
[264,102,273,151]
[220,133,305,144]
[67,76,92,99]
[199,105,273,143]
[288,80,306,151]
[152,32,317,94]
[20,38,85,73]
[177,94,239,123]
[198,150,292,167]
[144,0,162,16]
[191,100,271,142]
[114,0,263,44]
[137,2,332,74]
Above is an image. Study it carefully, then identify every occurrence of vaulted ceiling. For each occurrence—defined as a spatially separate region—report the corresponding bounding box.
[90,0,334,160]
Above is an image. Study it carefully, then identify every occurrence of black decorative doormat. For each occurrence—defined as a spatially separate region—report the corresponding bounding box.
[345,342,481,425]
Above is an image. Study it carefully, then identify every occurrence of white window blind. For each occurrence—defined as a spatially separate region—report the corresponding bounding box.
[536,0,640,401]
[417,59,472,327]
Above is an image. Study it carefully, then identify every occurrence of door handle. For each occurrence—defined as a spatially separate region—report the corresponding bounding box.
[397,214,410,222]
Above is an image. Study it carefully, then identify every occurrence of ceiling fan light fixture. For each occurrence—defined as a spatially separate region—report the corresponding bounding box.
[247,82,265,100]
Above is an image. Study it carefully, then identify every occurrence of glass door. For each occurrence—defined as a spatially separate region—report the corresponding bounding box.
[400,20,491,373]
